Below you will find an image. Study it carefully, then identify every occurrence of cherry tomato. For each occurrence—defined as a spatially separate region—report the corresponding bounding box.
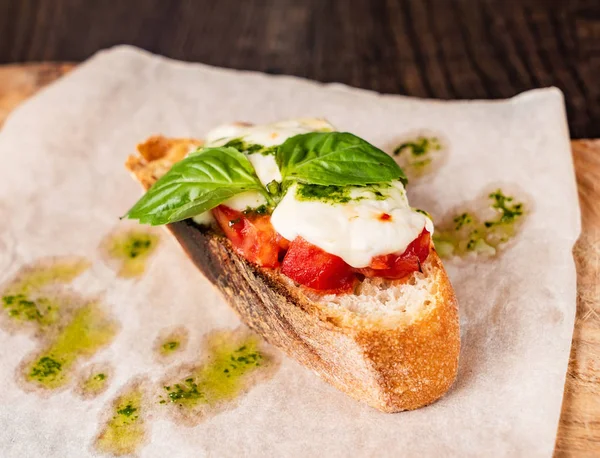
[357,229,431,279]
[281,237,356,293]
[212,205,285,268]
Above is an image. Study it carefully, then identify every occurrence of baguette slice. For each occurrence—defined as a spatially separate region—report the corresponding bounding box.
[126,136,460,412]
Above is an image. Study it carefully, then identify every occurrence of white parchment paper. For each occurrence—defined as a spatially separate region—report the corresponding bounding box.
[0,46,580,457]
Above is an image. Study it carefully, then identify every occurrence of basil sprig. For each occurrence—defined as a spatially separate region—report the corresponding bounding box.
[276,132,406,186]
[124,147,269,225]
[124,132,407,226]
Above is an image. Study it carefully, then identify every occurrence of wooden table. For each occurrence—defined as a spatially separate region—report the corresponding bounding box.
[0,63,599,457]
[2,0,599,139]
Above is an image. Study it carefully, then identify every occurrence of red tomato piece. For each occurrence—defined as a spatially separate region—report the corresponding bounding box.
[212,205,284,268]
[357,229,431,280]
[281,237,356,293]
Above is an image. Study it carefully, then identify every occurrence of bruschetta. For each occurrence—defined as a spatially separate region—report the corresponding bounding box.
[124,119,460,412]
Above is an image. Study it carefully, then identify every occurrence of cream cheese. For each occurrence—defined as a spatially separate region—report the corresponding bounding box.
[270,181,433,268]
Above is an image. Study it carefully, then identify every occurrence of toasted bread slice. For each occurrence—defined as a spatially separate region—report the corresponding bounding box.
[126,136,460,412]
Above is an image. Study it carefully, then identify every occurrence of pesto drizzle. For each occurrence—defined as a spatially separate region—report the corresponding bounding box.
[433,189,526,258]
[223,138,278,156]
[295,183,392,204]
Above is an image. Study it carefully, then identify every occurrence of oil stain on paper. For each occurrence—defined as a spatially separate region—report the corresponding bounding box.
[0,257,119,392]
[100,227,161,278]
[1,257,90,332]
[1,256,279,454]
[153,326,189,364]
[92,327,279,455]
[392,132,446,179]
[94,378,150,457]
[157,327,279,426]
[76,362,114,399]
[433,188,527,259]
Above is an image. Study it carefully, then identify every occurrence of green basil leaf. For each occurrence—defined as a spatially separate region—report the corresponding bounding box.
[277,132,407,186]
[124,147,266,225]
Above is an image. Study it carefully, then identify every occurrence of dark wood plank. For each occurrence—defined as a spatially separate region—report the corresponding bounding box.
[0,0,598,138]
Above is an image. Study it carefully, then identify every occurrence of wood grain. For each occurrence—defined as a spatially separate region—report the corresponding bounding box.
[0,62,73,126]
[0,63,598,456]
[1,0,599,138]
[555,140,600,457]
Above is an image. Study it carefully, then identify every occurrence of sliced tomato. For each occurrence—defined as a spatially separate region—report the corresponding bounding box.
[357,229,431,280]
[212,205,285,268]
[281,237,356,293]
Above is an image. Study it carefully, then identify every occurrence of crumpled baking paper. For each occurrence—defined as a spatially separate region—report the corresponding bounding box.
[0,46,580,457]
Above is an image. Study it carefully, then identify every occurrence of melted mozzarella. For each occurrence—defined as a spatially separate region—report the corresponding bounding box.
[271,181,433,268]
[199,118,334,216]
[191,191,267,226]
[247,153,282,186]
[220,190,267,211]
[194,119,433,263]
[205,118,334,147]
[192,211,215,226]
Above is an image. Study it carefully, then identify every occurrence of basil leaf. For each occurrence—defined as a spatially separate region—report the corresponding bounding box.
[124,147,266,225]
[277,132,407,186]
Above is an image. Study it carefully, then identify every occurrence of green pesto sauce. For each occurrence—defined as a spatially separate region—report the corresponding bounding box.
[433,189,526,258]
[243,204,270,216]
[295,183,392,204]
[296,183,353,204]
[94,385,146,456]
[25,301,118,389]
[486,190,524,226]
[160,333,268,410]
[2,258,90,296]
[415,208,433,220]
[223,138,278,156]
[162,341,179,352]
[1,258,90,330]
[394,136,441,157]
[154,327,188,361]
[80,371,109,397]
[394,136,442,178]
[104,230,160,278]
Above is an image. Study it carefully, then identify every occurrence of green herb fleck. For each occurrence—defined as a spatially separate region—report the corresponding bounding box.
[161,331,271,412]
[117,404,137,417]
[296,183,352,204]
[415,208,432,220]
[486,190,524,226]
[102,230,160,278]
[453,213,473,230]
[243,204,270,215]
[24,302,119,389]
[30,356,62,379]
[3,294,41,321]
[393,136,443,179]
[78,367,111,398]
[224,138,278,156]
[155,327,188,360]
[94,383,146,456]
[433,189,525,259]
[162,341,179,352]
[394,137,441,157]
[1,257,90,330]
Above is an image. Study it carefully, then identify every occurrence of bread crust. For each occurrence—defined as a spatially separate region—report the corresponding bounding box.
[126,136,460,412]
